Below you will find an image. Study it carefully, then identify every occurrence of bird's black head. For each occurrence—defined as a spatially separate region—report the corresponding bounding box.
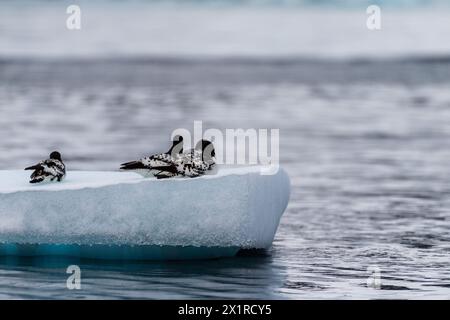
[49,151,62,161]
[173,135,183,144]
[168,135,184,155]
[195,139,215,160]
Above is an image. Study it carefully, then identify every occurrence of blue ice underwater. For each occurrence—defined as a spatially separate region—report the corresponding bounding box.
[0,167,290,260]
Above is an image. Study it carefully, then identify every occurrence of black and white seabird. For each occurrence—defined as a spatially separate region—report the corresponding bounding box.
[25,151,66,184]
[119,135,184,177]
[150,139,216,179]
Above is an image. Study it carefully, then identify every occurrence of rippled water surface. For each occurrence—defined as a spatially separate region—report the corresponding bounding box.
[1,58,450,299]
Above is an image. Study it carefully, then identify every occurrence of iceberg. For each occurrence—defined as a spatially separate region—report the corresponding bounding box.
[0,167,290,260]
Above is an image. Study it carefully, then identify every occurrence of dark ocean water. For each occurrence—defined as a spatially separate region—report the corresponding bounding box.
[0,58,450,299]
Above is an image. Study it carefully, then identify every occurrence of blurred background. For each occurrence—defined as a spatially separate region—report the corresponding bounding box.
[1,0,450,299]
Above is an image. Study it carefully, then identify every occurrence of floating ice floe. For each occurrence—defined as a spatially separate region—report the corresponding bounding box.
[0,166,290,260]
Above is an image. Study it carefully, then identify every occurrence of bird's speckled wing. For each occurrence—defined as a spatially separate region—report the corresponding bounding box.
[28,159,65,183]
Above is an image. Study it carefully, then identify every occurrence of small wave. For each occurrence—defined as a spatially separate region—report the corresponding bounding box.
[3,54,450,66]
[283,280,327,290]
